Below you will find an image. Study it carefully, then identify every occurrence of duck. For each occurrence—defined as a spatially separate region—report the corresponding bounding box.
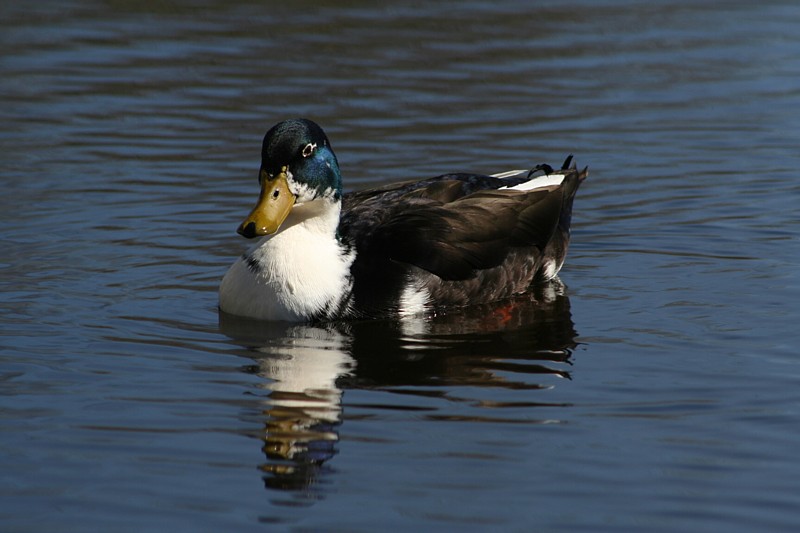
[219,118,587,322]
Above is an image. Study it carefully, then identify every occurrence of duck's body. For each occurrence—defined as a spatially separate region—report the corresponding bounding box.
[219,119,587,322]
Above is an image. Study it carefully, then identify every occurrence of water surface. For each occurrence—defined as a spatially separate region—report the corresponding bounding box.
[2,1,800,531]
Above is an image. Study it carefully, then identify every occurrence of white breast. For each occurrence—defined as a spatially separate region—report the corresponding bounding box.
[219,200,354,321]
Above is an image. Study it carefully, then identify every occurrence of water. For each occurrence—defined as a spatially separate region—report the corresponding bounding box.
[2,1,799,531]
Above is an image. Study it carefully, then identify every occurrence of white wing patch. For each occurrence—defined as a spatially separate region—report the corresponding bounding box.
[496,171,567,192]
[509,173,566,191]
[490,169,528,179]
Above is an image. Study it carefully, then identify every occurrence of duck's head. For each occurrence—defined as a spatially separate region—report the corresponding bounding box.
[237,118,343,239]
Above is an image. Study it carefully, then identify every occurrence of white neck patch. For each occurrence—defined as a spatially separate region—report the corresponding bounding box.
[286,170,337,205]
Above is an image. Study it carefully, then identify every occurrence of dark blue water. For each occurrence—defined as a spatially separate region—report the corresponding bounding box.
[2,1,800,531]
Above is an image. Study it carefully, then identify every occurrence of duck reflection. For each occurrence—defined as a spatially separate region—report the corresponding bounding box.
[347,281,578,389]
[219,320,354,493]
[219,281,578,495]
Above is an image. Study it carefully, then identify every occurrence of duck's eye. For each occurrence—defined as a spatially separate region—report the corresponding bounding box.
[301,142,317,158]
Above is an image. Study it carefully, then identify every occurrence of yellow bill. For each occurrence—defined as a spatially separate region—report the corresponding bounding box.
[237,168,295,238]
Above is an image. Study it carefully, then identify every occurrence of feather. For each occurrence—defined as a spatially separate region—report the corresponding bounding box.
[340,166,586,293]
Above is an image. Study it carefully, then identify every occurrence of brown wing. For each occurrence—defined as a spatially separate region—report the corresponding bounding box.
[358,185,565,281]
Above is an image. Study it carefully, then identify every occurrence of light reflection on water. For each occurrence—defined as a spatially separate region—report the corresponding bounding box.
[2,0,800,531]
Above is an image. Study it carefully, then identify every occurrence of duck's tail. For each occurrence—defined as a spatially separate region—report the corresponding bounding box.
[536,156,588,282]
[557,155,589,233]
